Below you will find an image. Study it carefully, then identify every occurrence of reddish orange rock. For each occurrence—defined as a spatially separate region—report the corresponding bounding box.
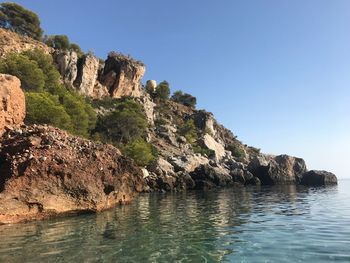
[0,74,26,136]
[0,125,145,224]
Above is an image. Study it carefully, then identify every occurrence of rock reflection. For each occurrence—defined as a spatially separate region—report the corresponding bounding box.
[0,184,343,262]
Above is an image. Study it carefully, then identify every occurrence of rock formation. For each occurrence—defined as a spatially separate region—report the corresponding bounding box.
[0,28,52,57]
[0,74,26,136]
[54,50,78,86]
[0,125,144,224]
[300,170,337,186]
[100,52,145,98]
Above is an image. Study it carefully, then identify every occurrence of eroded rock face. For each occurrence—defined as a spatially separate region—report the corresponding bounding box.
[0,125,144,224]
[100,52,145,98]
[0,74,25,135]
[74,54,100,97]
[54,50,78,86]
[200,134,225,161]
[300,170,337,186]
[248,154,307,185]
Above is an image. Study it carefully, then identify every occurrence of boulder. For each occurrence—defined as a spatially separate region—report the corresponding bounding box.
[0,74,25,136]
[193,110,216,136]
[100,52,145,98]
[248,154,307,185]
[169,154,209,173]
[0,125,144,224]
[300,170,337,186]
[199,134,226,161]
[190,164,232,190]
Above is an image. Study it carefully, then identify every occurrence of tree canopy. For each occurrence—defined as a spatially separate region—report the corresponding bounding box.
[94,99,148,144]
[0,2,43,40]
[155,81,170,100]
[171,90,197,108]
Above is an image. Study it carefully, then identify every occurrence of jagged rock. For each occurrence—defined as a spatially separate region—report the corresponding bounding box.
[148,157,175,177]
[54,50,78,85]
[100,52,145,98]
[0,74,25,136]
[248,154,307,185]
[137,93,156,125]
[74,54,100,97]
[193,110,216,136]
[199,134,225,161]
[190,164,232,190]
[300,170,337,186]
[92,81,109,99]
[0,125,144,224]
[169,154,209,173]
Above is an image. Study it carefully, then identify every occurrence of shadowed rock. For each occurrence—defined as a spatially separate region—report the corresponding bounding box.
[300,170,337,186]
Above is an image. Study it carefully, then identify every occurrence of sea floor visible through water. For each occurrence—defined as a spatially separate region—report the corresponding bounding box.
[0,179,350,262]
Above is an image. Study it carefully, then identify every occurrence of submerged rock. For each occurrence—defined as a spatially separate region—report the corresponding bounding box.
[300,170,337,186]
[0,125,144,224]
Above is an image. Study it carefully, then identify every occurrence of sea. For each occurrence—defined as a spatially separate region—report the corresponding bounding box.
[0,179,349,262]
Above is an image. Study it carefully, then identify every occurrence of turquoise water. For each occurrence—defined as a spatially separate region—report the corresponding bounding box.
[1,180,350,262]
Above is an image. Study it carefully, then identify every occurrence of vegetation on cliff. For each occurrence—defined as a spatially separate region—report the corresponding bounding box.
[0,2,43,40]
[0,49,96,137]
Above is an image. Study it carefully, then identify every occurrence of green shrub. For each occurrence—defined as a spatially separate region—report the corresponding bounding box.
[61,92,97,137]
[227,143,246,159]
[171,90,197,108]
[154,81,170,100]
[44,35,70,50]
[91,97,119,109]
[178,119,198,144]
[193,145,215,158]
[94,99,148,144]
[25,92,72,130]
[0,53,45,92]
[123,138,157,167]
[22,49,61,92]
[69,43,83,57]
[0,2,43,40]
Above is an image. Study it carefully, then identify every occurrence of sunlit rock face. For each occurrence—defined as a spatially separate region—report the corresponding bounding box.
[99,52,145,98]
[0,74,25,136]
[0,125,144,224]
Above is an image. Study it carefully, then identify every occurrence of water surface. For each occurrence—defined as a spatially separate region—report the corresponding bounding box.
[1,180,350,262]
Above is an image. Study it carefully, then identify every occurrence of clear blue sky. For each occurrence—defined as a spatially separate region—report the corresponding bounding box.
[7,0,350,178]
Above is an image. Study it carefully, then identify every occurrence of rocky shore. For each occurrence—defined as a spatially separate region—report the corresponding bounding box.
[0,28,337,224]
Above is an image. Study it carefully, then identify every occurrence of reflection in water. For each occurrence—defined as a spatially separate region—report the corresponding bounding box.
[0,181,349,262]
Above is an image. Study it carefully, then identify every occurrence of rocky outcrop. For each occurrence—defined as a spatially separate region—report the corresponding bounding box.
[0,74,26,136]
[0,125,144,224]
[248,154,307,185]
[0,28,52,57]
[300,170,337,186]
[74,54,100,96]
[199,134,226,161]
[100,52,145,98]
[54,50,78,86]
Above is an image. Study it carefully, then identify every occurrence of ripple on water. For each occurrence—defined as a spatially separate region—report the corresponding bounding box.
[0,180,350,262]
